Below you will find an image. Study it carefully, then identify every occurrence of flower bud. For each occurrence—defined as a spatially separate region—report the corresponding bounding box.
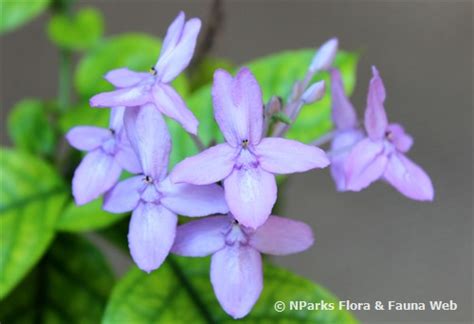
[309,38,338,73]
[301,80,326,104]
[265,96,282,117]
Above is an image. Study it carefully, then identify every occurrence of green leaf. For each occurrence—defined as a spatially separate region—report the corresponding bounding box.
[7,99,57,156]
[47,7,104,50]
[57,198,128,232]
[0,148,68,298]
[189,57,235,92]
[247,50,359,142]
[75,33,188,99]
[0,0,50,34]
[103,257,358,323]
[59,101,110,133]
[0,234,115,323]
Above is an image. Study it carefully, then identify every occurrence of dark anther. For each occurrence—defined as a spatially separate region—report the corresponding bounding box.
[242,139,249,148]
[233,219,239,225]
[385,131,393,140]
[144,175,153,183]
[109,128,116,135]
[149,66,157,75]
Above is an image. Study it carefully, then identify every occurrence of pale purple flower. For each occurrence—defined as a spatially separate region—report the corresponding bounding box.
[344,67,434,201]
[172,214,314,319]
[329,68,364,191]
[66,107,141,205]
[103,104,228,272]
[89,12,201,134]
[170,68,330,229]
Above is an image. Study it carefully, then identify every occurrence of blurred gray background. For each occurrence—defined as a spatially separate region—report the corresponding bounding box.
[1,0,472,323]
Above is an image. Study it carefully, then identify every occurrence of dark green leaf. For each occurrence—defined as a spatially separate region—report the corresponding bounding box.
[0,0,50,34]
[7,99,57,156]
[0,234,115,323]
[0,148,68,298]
[103,256,358,323]
[47,7,104,50]
[57,198,128,232]
[189,57,235,92]
[74,33,188,99]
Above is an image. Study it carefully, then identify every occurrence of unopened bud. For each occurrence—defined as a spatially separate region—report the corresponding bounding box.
[265,96,282,116]
[309,38,338,73]
[301,80,326,104]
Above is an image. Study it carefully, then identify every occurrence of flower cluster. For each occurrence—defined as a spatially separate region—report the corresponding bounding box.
[66,11,434,319]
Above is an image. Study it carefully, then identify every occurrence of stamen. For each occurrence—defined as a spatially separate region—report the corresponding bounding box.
[149,66,157,76]
[109,128,116,135]
[143,175,153,184]
[241,139,249,148]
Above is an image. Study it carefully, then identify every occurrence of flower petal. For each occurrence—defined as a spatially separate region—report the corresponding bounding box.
[171,216,228,257]
[72,149,122,205]
[170,143,236,185]
[90,85,150,108]
[128,202,177,273]
[223,167,276,229]
[159,177,228,217]
[155,18,201,83]
[330,68,358,129]
[124,104,171,179]
[103,175,143,213]
[364,66,388,140]
[152,84,198,134]
[345,138,389,191]
[329,129,364,191]
[384,153,434,201]
[212,68,263,146]
[104,68,150,88]
[159,11,185,59]
[256,137,329,174]
[387,123,413,153]
[66,126,112,151]
[211,245,262,319]
[250,216,314,255]
[115,143,142,174]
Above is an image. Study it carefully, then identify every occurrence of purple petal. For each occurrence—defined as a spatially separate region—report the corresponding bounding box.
[115,143,142,174]
[152,84,198,134]
[124,104,171,180]
[109,106,125,131]
[72,149,122,205]
[384,153,434,201]
[345,138,389,191]
[211,245,262,319]
[256,137,329,174]
[329,129,364,191]
[364,66,388,140]
[90,85,150,108]
[159,177,228,217]
[387,123,413,153]
[103,176,143,213]
[66,126,112,151]
[159,11,186,59]
[330,68,358,129]
[155,18,201,83]
[171,216,228,257]
[104,68,150,88]
[212,68,263,146]
[223,167,276,229]
[170,143,236,185]
[128,202,177,273]
[250,215,314,255]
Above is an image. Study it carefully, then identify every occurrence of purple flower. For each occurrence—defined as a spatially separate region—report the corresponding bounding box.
[89,12,201,134]
[103,105,228,272]
[345,67,434,201]
[329,68,364,191]
[172,214,314,319]
[66,107,141,205]
[170,68,329,229]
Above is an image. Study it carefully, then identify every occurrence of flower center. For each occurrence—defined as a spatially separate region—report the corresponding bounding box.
[149,66,157,76]
[224,221,249,246]
[139,175,162,203]
[241,139,249,149]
